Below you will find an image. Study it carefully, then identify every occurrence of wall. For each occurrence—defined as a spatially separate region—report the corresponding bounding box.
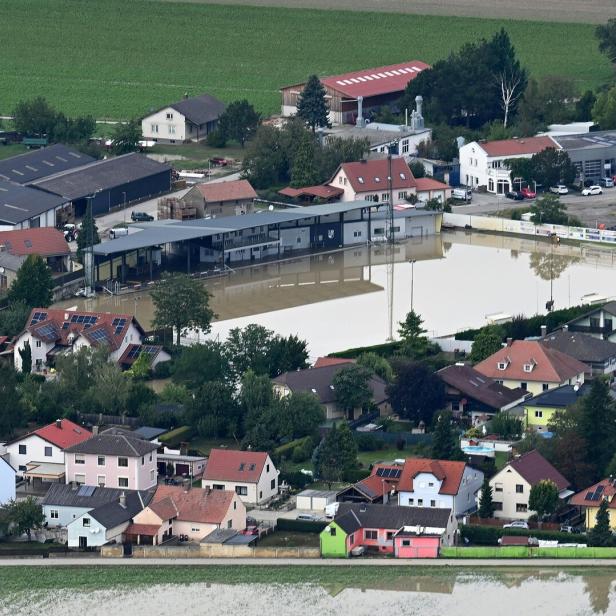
[0,460,15,505]
[43,504,91,528]
[490,466,531,520]
[398,472,453,510]
[142,107,187,142]
[453,466,484,516]
[6,434,65,474]
[320,521,347,557]
[202,480,257,505]
[359,526,395,554]
[394,535,440,558]
[525,404,559,432]
[13,331,52,373]
[256,457,280,504]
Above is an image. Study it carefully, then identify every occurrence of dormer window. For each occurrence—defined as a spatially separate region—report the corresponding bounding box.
[358,177,364,184]
[523,363,535,373]
[400,173,406,179]
[497,362,508,371]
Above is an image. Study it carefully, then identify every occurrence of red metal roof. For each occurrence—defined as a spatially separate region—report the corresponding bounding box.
[335,158,416,194]
[478,136,559,158]
[0,227,70,257]
[474,340,587,384]
[399,458,467,495]
[32,419,92,450]
[203,449,268,483]
[196,179,257,203]
[320,60,431,99]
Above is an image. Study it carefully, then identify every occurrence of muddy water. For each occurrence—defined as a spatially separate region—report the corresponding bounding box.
[3,570,616,616]
[55,230,616,357]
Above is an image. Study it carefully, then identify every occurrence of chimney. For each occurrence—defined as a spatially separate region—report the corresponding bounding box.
[119,492,126,508]
[92,425,99,436]
[506,338,513,347]
[56,419,62,429]
[540,325,547,337]
[415,95,423,118]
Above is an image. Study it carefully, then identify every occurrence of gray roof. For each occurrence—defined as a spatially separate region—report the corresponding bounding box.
[132,426,168,441]
[30,153,171,200]
[88,489,153,528]
[201,528,240,544]
[169,93,226,126]
[0,144,95,185]
[526,383,589,408]
[42,483,128,508]
[0,251,25,273]
[64,433,159,456]
[334,503,451,534]
[541,330,616,364]
[0,179,68,225]
[565,301,616,323]
[273,363,388,406]
[553,131,616,153]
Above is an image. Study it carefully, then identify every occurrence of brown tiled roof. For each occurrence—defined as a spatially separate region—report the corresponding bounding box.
[474,340,587,384]
[437,364,527,411]
[148,496,179,521]
[507,450,569,491]
[152,485,234,524]
[278,185,344,199]
[399,458,467,495]
[333,158,416,194]
[415,177,451,192]
[478,136,559,158]
[196,179,257,203]
[203,449,269,483]
[570,478,616,508]
[125,523,161,536]
[313,356,355,368]
[0,228,70,257]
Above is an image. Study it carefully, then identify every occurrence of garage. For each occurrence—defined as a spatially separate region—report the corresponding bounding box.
[296,489,338,512]
[175,463,190,476]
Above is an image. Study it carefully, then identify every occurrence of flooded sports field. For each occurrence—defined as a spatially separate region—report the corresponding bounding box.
[3,568,616,616]
[56,230,616,357]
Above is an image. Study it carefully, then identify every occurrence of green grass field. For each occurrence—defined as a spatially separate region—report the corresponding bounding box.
[1,0,612,120]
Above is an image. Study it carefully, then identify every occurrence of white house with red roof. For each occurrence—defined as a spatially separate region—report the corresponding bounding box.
[459,136,560,194]
[4,419,92,480]
[0,457,16,505]
[280,60,430,125]
[12,307,152,373]
[202,449,279,505]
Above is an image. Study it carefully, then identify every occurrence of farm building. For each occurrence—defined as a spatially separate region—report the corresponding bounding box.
[281,60,430,125]
[141,93,226,144]
[29,153,172,217]
[180,179,257,218]
[91,200,442,283]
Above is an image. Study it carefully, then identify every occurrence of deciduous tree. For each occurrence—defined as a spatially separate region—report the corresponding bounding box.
[470,326,503,362]
[8,255,53,308]
[530,194,570,225]
[596,19,616,64]
[313,422,358,484]
[173,342,231,388]
[529,479,560,520]
[111,119,142,154]
[6,497,45,541]
[357,353,393,382]
[332,365,373,418]
[431,410,463,460]
[217,99,260,147]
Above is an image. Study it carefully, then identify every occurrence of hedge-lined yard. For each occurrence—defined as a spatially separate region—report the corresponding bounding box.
[441,546,616,558]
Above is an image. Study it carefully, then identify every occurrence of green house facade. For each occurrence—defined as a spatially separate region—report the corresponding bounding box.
[320,520,349,558]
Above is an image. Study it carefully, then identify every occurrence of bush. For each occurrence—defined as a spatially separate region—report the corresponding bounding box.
[292,444,310,463]
[459,524,588,546]
[342,467,371,483]
[152,360,173,379]
[275,436,311,459]
[206,128,227,148]
[276,518,327,533]
[396,437,406,451]
[355,433,380,452]
[158,425,193,447]
[279,471,313,490]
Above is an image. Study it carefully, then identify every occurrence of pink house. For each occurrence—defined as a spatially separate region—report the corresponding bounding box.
[394,529,442,558]
[64,431,158,490]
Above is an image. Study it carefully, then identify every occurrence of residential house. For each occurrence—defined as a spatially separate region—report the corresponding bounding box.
[126,484,245,545]
[180,180,257,218]
[337,464,403,504]
[320,503,456,558]
[12,308,156,373]
[42,483,135,528]
[396,458,483,517]
[278,185,345,204]
[459,136,559,193]
[157,449,207,480]
[570,477,616,530]
[489,450,571,520]
[540,328,616,378]
[64,432,158,490]
[524,383,589,432]
[0,227,72,292]
[414,177,452,203]
[67,489,153,548]
[202,449,279,505]
[272,363,389,420]
[280,60,430,125]
[562,301,616,343]
[0,457,16,505]
[474,339,587,396]
[436,363,527,426]
[4,418,91,481]
[141,93,226,143]
[117,343,171,371]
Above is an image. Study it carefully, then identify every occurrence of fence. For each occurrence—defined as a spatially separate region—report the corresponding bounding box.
[444,212,616,245]
[366,431,433,447]
[101,544,320,559]
[78,413,140,427]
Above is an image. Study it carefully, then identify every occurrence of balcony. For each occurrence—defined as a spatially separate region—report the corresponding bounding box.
[487,168,512,180]
[212,233,280,251]
[568,324,613,336]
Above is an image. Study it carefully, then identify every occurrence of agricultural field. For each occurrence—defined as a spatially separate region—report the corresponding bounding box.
[1,0,612,120]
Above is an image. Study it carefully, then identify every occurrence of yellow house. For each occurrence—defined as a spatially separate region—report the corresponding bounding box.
[571,479,616,529]
[474,340,587,396]
[524,383,589,432]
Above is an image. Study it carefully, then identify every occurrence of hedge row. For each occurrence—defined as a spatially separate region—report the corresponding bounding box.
[460,524,587,546]
[275,437,311,457]
[441,546,616,559]
[276,518,328,533]
[158,426,193,447]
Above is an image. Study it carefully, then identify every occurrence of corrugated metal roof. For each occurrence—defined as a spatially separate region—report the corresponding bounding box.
[0,179,68,225]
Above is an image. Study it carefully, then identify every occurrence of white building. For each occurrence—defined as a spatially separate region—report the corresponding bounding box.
[141,93,226,144]
[0,458,16,505]
[202,449,279,505]
[397,458,484,517]
[459,136,560,194]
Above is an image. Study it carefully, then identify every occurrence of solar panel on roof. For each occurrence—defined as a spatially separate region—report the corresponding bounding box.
[36,324,57,340]
[77,485,96,497]
[62,322,69,330]
[30,311,48,325]
[70,315,79,322]
[89,328,111,344]
[114,326,123,335]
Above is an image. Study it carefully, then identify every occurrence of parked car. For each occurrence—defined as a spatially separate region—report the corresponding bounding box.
[350,546,366,557]
[503,520,529,530]
[600,177,614,188]
[452,187,472,201]
[550,185,569,195]
[131,211,154,222]
[506,191,524,201]
[296,513,320,522]
[560,524,582,534]
[582,185,602,196]
[520,187,536,199]
[109,226,129,239]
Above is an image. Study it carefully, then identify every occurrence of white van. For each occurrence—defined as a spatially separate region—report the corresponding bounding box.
[109,227,129,239]
[325,502,339,520]
[452,187,472,201]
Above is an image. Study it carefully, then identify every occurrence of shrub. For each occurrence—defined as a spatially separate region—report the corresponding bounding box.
[276,518,327,533]
[279,471,313,490]
[152,360,173,379]
[158,425,193,447]
[459,524,588,546]
[396,437,406,451]
[275,436,311,459]
[292,444,309,463]
[355,433,380,452]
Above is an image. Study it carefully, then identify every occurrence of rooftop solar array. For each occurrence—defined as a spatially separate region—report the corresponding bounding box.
[88,328,112,345]
[585,484,605,501]
[30,311,48,325]
[126,345,159,360]
[376,467,402,479]
[70,314,98,325]
[77,485,96,497]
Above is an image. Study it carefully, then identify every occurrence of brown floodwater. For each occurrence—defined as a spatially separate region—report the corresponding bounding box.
[54,230,616,357]
[4,569,616,616]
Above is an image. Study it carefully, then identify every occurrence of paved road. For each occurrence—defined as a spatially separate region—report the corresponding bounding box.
[2,557,616,566]
[149,0,616,24]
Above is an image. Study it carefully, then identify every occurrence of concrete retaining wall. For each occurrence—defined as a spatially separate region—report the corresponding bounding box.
[101,544,321,559]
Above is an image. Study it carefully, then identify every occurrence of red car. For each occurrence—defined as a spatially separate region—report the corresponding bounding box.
[520,187,536,199]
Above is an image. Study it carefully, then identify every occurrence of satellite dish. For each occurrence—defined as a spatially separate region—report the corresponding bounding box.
[268,204,274,211]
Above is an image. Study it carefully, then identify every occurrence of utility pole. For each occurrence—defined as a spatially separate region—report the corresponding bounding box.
[84,195,96,297]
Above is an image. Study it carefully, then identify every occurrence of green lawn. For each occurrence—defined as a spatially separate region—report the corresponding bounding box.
[495,451,509,470]
[0,144,28,160]
[357,443,429,467]
[258,531,320,548]
[0,0,611,120]
[189,436,238,456]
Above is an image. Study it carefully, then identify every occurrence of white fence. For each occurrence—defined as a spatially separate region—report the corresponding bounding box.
[444,213,616,246]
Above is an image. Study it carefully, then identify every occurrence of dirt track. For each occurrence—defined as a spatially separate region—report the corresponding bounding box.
[153,0,616,24]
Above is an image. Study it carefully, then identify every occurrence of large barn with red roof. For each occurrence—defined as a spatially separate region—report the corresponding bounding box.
[281,60,430,125]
